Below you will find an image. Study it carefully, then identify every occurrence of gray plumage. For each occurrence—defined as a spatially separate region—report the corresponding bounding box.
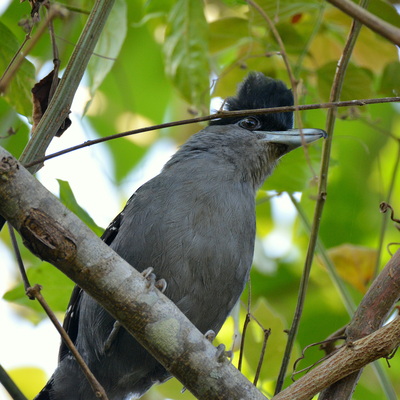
[35,73,325,400]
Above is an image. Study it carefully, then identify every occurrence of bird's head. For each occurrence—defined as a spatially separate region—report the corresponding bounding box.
[211,72,294,131]
[201,73,326,187]
[166,73,326,189]
[210,72,327,158]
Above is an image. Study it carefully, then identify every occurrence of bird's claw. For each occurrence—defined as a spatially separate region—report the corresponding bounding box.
[155,278,167,293]
[205,330,216,342]
[204,331,231,362]
[142,268,167,293]
[141,267,154,279]
[215,344,232,362]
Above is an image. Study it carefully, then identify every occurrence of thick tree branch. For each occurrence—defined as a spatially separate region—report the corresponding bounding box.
[273,249,400,400]
[346,249,400,341]
[318,249,400,400]
[272,316,400,400]
[0,147,266,400]
[326,0,400,46]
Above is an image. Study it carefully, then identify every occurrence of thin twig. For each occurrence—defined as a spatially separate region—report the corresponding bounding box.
[19,0,117,174]
[245,0,314,175]
[238,313,251,372]
[0,364,27,400]
[253,328,270,386]
[26,284,110,400]
[375,142,400,277]
[275,0,368,393]
[7,223,109,399]
[294,4,327,75]
[327,0,400,46]
[45,3,61,101]
[23,96,400,169]
[292,338,344,379]
[7,223,31,292]
[0,25,34,88]
[288,192,356,316]
[0,5,63,94]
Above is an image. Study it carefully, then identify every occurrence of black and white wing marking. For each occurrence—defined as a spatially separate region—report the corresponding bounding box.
[58,195,134,361]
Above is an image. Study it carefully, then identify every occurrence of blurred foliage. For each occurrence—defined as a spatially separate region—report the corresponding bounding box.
[7,367,47,399]
[1,0,400,399]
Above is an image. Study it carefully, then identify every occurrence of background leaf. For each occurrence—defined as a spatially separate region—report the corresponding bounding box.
[163,0,210,113]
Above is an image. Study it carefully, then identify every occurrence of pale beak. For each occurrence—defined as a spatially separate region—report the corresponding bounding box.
[257,128,327,151]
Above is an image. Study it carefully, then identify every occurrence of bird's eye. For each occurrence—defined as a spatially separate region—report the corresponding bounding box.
[238,117,261,131]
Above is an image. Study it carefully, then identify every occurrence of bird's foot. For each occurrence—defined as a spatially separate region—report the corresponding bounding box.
[142,267,167,293]
[205,330,216,342]
[155,278,167,293]
[142,267,155,279]
[204,331,232,361]
[215,344,233,362]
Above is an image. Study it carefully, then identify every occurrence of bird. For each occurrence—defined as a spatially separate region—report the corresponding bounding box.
[35,72,326,400]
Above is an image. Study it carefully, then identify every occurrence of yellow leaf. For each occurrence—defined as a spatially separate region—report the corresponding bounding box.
[327,244,377,293]
[8,367,47,399]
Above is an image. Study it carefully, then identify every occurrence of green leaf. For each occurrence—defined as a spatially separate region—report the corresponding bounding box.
[263,144,323,193]
[58,179,104,236]
[85,0,128,108]
[317,62,374,101]
[367,0,400,28]
[379,61,400,96]
[163,0,210,113]
[86,1,173,183]
[144,0,175,15]
[0,21,36,118]
[209,17,250,54]
[303,103,392,249]
[3,262,74,317]
[249,0,323,25]
[0,98,30,157]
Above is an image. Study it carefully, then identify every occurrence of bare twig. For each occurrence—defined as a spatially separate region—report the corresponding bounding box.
[238,313,251,372]
[316,3,367,398]
[0,0,117,232]
[0,364,27,400]
[0,5,64,94]
[19,0,117,174]
[318,1,398,398]
[327,0,400,46]
[376,148,400,275]
[245,0,314,173]
[23,96,400,169]
[254,328,270,386]
[26,285,110,400]
[7,223,31,292]
[7,221,109,399]
[275,2,367,383]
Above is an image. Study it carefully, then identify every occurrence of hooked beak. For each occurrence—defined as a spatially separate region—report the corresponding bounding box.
[257,128,327,152]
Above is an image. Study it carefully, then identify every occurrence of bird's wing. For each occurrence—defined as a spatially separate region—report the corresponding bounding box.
[58,284,83,361]
[58,201,131,361]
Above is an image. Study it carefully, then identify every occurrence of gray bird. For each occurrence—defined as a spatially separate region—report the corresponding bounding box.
[35,72,326,400]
